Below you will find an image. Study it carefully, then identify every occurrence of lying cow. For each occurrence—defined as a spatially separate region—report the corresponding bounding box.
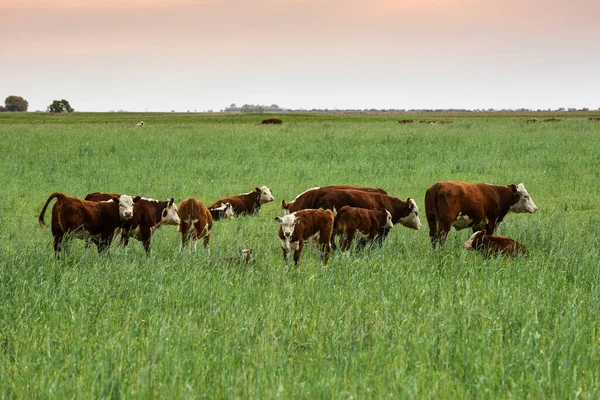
[209,186,274,216]
[464,230,528,258]
[425,181,538,249]
[282,185,387,214]
[136,121,145,127]
[85,192,180,254]
[256,118,283,125]
[178,198,213,253]
[275,208,334,266]
[223,249,254,264]
[333,206,393,252]
[208,202,234,220]
[38,192,137,256]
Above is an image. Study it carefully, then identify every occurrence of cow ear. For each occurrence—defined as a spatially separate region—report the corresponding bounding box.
[256,187,261,192]
[112,196,120,204]
[294,217,301,224]
[509,184,517,194]
[168,198,174,206]
[281,200,287,209]
[133,196,142,203]
[275,217,282,223]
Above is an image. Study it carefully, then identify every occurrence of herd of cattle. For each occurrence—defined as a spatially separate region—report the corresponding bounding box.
[38,181,538,265]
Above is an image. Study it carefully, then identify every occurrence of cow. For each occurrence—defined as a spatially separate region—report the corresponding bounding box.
[398,119,414,124]
[209,186,274,216]
[438,120,453,124]
[588,117,600,121]
[333,206,393,252]
[523,118,538,123]
[425,181,538,249]
[84,192,180,254]
[282,185,387,214]
[256,118,283,125]
[275,208,334,267]
[178,198,213,253]
[38,192,137,257]
[224,249,254,264]
[543,118,561,122]
[136,121,145,127]
[208,202,234,220]
[464,230,528,258]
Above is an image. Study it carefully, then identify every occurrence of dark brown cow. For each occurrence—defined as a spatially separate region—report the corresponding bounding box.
[38,192,137,256]
[543,118,561,122]
[398,119,414,124]
[464,230,528,258]
[424,181,538,249]
[333,206,394,252]
[275,209,334,266]
[85,192,179,254]
[256,118,283,125]
[178,198,213,253]
[209,186,274,216]
[282,185,387,214]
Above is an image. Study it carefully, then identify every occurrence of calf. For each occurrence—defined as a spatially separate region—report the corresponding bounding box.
[224,249,254,264]
[178,198,213,253]
[209,186,274,216]
[333,206,393,252]
[208,202,234,220]
[464,230,528,258]
[136,121,145,127]
[282,185,387,214]
[256,118,283,125]
[38,192,137,256]
[425,181,538,249]
[275,208,334,266]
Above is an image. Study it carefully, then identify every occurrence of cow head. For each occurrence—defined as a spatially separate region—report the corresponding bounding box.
[160,198,180,226]
[398,198,421,230]
[383,209,394,229]
[257,186,275,204]
[275,213,300,239]
[509,183,538,213]
[117,194,137,220]
[464,230,486,249]
[213,202,235,219]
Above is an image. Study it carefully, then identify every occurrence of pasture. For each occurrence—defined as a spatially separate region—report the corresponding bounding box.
[0,112,599,398]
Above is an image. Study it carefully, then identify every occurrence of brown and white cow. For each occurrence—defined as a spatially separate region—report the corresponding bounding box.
[398,119,414,124]
[256,118,283,125]
[208,202,234,220]
[38,192,137,256]
[523,118,538,123]
[178,198,213,253]
[275,208,334,266]
[464,230,528,258]
[425,181,538,249]
[136,121,145,127]
[333,206,393,252]
[84,192,180,254]
[209,186,274,216]
[282,185,387,214]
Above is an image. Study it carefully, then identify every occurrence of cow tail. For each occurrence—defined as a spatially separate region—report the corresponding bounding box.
[39,192,64,228]
[424,187,437,233]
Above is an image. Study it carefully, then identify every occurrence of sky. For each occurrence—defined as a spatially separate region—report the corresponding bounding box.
[1,0,599,112]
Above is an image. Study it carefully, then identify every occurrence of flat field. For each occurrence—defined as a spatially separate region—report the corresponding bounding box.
[0,112,599,398]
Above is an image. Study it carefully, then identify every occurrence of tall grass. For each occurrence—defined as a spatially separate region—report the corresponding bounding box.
[0,114,599,398]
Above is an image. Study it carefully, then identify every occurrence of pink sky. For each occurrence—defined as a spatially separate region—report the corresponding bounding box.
[1,0,599,111]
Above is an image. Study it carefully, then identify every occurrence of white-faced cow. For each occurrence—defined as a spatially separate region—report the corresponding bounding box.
[209,186,274,216]
[208,202,234,220]
[84,192,180,254]
[38,192,137,257]
[282,185,387,214]
[464,230,528,258]
[333,206,393,252]
[425,181,538,249]
[275,208,334,267]
[178,198,213,253]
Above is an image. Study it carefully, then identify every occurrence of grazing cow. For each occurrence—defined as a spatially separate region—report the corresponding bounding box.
[209,186,274,216]
[464,230,528,258]
[38,192,137,256]
[208,202,234,220]
[136,121,145,127]
[398,119,414,124]
[523,118,538,123]
[425,181,538,249]
[84,192,180,254]
[543,118,561,122]
[333,206,393,252]
[178,198,213,253]
[588,117,600,121]
[282,185,387,214]
[438,120,453,124]
[275,208,334,266]
[256,118,283,125]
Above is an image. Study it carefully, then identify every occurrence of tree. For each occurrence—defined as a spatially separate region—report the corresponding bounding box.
[5,95,28,112]
[0,106,6,112]
[47,99,74,113]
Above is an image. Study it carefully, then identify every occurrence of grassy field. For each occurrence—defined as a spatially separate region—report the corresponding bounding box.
[0,112,599,398]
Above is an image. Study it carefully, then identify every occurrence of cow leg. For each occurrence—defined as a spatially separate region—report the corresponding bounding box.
[321,241,332,266]
[485,221,498,235]
[377,228,390,247]
[141,227,152,255]
[97,234,113,254]
[121,233,130,248]
[179,223,189,252]
[343,229,356,252]
[53,234,64,258]
[293,241,304,266]
[203,233,211,255]
[281,246,289,266]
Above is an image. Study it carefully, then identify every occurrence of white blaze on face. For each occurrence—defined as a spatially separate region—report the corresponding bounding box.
[276,213,300,239]
[259,186,274,204]
[509,183,539,213]
[464,231,481,249]
[383,210,394,229]
[161,200,180,226]
[398,198,421,230]
[118,195,135,220]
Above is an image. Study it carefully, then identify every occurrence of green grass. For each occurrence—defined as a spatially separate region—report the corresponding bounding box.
[0,113,599,398]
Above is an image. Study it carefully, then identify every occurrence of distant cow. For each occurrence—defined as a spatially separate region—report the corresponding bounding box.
[178,198,213,253]
[208,202,234,220]
[136,121,145,127]
[425,181,538,249]
[333,206,393,252]
[523,118,538,123]
[38,192,137,256]
[464,230,528,258]
[438,120,453,124]
[256,118,283,125]
[275,208,334,266]
[85,192,180,254]
[588,117,600,121]
[543,118,561,122]
[398,119,414,124]
[209,186,274,216]
[282,185,387,214]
